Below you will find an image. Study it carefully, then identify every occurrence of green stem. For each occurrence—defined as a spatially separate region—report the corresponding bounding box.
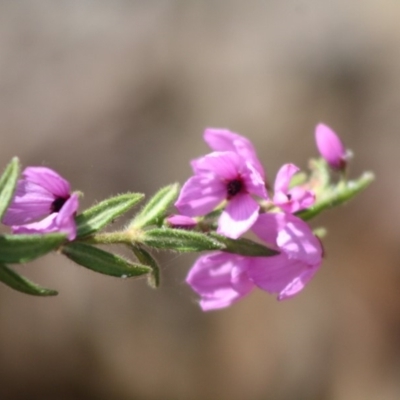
[77,227,144,246]
[296,171,374,221]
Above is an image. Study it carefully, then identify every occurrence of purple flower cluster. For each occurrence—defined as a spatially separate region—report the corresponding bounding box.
[0,122,346,310]
[177,124,345,311]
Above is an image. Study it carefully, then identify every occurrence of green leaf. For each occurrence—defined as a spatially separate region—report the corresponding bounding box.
[209,233,279,257]
[0,233,66,264]
[0,263,58,296]
[131,245,161,288]
[0,157,20,220]
[296,171,375,221]
[62,242,151,278]
[75,192,144,237]
[130,183,179,229]
[143,228,225,252]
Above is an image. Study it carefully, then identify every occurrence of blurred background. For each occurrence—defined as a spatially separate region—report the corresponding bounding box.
[0,1,399,399]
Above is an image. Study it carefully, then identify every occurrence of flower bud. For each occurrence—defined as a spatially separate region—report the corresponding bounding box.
[166,214,197,229]
[315,123,347,170]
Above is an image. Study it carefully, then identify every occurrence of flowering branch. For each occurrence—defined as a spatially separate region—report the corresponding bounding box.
[0,124,374,310]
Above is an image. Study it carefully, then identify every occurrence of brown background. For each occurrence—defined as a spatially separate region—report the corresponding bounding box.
[0,1,399,399]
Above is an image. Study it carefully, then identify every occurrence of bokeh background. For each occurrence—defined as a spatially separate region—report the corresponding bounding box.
[0,1,399,399]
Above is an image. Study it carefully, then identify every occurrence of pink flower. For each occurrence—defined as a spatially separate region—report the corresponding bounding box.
[186,212,323,311]
[249,213,322,300]
[273,163,315,213]
[175,150,268,239]
[166,214,197,229]
[315,123,347,170]
[2,167,79,240]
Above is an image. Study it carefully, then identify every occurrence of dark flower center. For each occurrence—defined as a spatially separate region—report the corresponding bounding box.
[227,179,243,199]
[51,196,69,213]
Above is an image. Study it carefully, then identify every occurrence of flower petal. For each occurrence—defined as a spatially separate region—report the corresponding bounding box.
[287,186,315,212]
[218,194,259,238]
[241,161,268,199]
[273,187,315,213]
[186,252,254,311]
[166,215,197,229]
[248,254,318,300]
[203,128,265,179]
[55,194,79,240]
[277,268,318,300]
[251,212,280,245]
[175,174,225,217]
[274,163,299,193]
[275,214,322,265]
[12,213,60,235]
[23,167,71,197]
[192,151,243,180]
[2,180,54,225]
[252,213,322,265]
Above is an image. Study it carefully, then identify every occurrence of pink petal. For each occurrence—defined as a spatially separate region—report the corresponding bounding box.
[12,213,60,235]
[186,252,254,311]
[251,212,280,245]
[193,151,243,180]
[315,123,346,170]
[241,161,268,199]
[273,186,315,213]
[218,193,259,238]
[2,180,54,225]
[248,255,318,300]
[23,167,71,197]
[204,128,256,153]
[166,214,197,228]
[274,163,299,193]
[175,175,226,217]
[55,194,79,240]
[203,128,266,179]
[287,186,315,212]
[277,268,318,300]
[275,214,322,265]
[252,213,322,265]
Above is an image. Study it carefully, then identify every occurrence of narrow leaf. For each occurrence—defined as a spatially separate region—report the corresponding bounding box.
[0,157,20,220]
[131,183,179,229]
[143,228,225,252]
[0,263,58,296]
[209,233,279,257]
[62,242,151,278]
[131,245,161,288]
[76,192,144,237]
[0,233,66,264]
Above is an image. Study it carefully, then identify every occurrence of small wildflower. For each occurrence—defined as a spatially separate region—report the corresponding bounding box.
[186,212,323,311]
[2,166,79,240]
[175,151,268,239]
[272,163,315,213]
[175,129,268,239]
